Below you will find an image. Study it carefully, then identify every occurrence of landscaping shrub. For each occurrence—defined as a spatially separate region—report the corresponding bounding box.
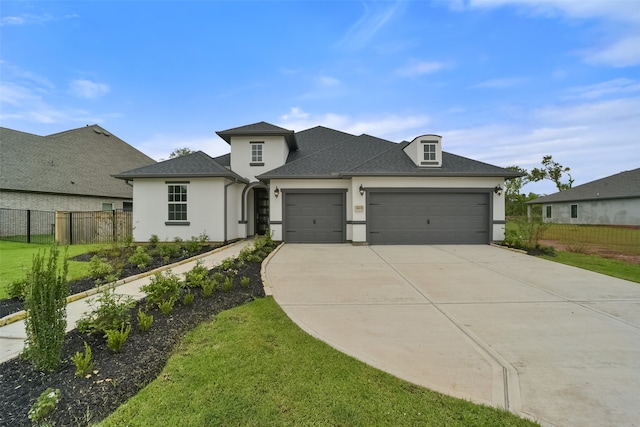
[158,298,176,316]
[137,309,154,332]
[89,255,114,282]
[7,276,28,300]
[77,288,135,334]
[71,342,95,378]
[184,236,202,254]
[202,279,215,297]
[24,244,69,372]
[504,217,551,250]
[28,388,60,423]
[222,276,233,293]
[240,276,250,288]
[141,270,181,306]
[219,257,237,271]
[149,234,160,247]
[183,261,209,288]
[104,324,131,353]
[157,242,181,261]
[182,291,195,305]
[128,246,152,269]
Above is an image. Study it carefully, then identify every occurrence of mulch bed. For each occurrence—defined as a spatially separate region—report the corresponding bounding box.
[0,250,267,427]
[0,244,222,319]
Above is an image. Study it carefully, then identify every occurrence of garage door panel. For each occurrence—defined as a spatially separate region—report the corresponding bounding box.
[368,192,489,245]
[285,193,345,243]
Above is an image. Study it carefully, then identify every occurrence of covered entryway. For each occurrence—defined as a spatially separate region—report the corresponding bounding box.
[284,191,345,243]
[368,192,489,244]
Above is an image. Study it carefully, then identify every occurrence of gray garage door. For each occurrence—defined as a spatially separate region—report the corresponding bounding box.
[368,192,489,244]
[285,192,345,243]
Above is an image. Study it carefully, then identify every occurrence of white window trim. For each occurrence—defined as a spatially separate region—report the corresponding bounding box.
[167,183,189,223]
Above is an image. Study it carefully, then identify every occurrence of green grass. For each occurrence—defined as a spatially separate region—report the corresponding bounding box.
[542,223,640,255]
[542,251,640,283]
[0,241,104,299]
[100,298,537,427]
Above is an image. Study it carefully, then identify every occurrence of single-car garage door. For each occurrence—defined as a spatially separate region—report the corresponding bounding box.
[285,192,345,243]
[368,192,489,244]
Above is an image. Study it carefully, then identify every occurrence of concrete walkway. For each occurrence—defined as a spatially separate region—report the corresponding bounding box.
[265,244,640,427]
[0,239,254,363]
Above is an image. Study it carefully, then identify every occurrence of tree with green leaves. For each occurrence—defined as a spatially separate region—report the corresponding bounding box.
[169,147,193,159]
[529,155,574,191]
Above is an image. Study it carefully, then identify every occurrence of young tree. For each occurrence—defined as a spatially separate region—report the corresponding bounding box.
[169,147,193,158]
[529,155,574,191]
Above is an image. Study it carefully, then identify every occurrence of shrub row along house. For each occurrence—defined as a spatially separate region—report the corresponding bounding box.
[114,122,521,245]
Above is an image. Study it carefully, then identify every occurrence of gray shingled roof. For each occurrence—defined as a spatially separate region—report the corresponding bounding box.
[258,133,521,180]
[527,168,640,204]
[258,134,397,179]
[114,150,247,182]
[1,125,155,199]
[216,121,298,150]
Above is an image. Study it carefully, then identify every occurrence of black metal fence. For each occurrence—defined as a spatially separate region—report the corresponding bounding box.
[0,208,133,245]
[0,208,56,244]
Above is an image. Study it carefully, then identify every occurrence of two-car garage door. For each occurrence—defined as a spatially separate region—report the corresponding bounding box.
[283,190,490,244]
[368,192,490,244]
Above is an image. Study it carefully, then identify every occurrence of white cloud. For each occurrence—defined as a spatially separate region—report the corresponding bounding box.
[441,93,640,195]
[472,77,528,89]
[0,13,54,26]
[396,60,448,77]
[583,36,640,68]
[564,78,640,100]
[69,79,110,99]
[317,75,341,88]
[336,1,407,50]
[455,0,640,67]
[277,107,431,141]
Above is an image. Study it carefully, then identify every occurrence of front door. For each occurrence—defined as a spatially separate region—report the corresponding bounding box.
[254,188,269,235]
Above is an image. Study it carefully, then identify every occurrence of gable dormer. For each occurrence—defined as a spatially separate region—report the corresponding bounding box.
[403,134,442,168]
[216,122,297,181]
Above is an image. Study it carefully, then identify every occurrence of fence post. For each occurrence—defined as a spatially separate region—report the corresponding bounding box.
[69,212,73,245]
[26,209,31,243]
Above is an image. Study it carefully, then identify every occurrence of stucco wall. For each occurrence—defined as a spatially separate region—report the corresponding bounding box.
[229,136,288,182]
[544,198,640,225]
[132,177,231,242]
[0,190,130,212]
[269,176,507,243]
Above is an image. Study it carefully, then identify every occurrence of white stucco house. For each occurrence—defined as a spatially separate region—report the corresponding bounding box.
[114,122,521,245]
[527,168,640,226]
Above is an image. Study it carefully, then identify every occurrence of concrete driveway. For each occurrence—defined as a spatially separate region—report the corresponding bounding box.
[265,244,640,427]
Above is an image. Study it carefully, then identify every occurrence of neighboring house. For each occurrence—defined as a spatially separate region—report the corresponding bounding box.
[114,122,521,244]
[0,125,156,212]
[527,168,640,226]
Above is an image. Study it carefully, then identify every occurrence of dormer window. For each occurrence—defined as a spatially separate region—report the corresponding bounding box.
[403,134,442,167]
[250,142,264,166]
[423,142,437,162]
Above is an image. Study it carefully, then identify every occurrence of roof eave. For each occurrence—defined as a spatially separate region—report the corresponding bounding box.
[113,173,248,183]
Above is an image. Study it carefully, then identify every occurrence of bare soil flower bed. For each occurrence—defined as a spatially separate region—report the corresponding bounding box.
[0,254,266,427]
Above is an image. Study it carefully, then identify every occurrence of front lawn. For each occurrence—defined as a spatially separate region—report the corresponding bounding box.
[542,251,640,283]
[100,297,537,427]
[0,241,104,299]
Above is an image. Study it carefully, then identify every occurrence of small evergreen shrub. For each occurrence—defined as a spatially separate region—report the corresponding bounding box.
[104,324,131,353]
[182,291,195,305]
[128,246,152,269]
[28,388,60,423]
[212,272,224,283]
[184,236,202,254]
[240,276,250,288]
[222,276,233,292]
[24,244,69,372]
[7,276,28,300]
[202,279,215,297]
[219,257,236,271]
[141,270,181,306]
[183,261,209,288]
[157,242,181,260]
[237,246,253,263]
[158,298,176,316]
[77,287,135,334]
[71,342,94,378]
[137,309,154,332]
[89,255,113,281]
[149,234,160,247]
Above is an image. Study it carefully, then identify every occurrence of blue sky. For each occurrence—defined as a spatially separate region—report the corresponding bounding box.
[1,0,639,195]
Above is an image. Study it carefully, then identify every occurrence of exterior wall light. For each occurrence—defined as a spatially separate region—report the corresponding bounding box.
[274,186,280,198]
[494,185,503,196]
[359,184,365,196]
